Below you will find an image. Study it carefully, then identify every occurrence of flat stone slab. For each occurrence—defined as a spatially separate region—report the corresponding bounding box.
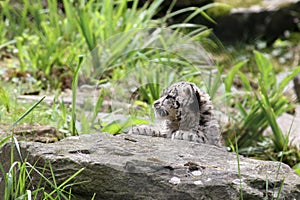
[0,133,299,199]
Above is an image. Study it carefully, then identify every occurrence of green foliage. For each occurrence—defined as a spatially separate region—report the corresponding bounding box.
[102,117,149,134]
[0,14,7,45]
[0,87,10,113]
[72,1,218,134]
[293,163,300,176]
[230,136,243,199]
[71,0,163,47]
[71,56,84,136]
[225,51,300,167]
[0,153,85,199]
[5,96,46,134]
[61,0,165,75]
[0,95,85,199]
[1,0,79,76]
[1,0,217,93]
[224,60,248,93]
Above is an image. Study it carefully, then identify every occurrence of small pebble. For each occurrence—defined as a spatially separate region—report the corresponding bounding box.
[169,177,181,185]
[232,179,245,185]
[194,180,203,185]
[191,170,202,176]
[67,136,80,140]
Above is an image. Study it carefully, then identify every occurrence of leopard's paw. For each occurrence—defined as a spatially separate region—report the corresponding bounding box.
[171,130,207,143]
[128,125,160,137]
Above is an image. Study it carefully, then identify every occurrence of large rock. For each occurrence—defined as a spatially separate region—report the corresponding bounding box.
[212,1,300,44]
[174,0,299,44]
[0,133,299,199]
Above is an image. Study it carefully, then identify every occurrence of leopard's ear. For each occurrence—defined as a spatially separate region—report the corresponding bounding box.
[183,84,193,97]
[184,84,201,110]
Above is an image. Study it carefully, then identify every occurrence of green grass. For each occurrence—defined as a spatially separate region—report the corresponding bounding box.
[0,92,85,199]
[224,51,300,168]
[1,153,86,199]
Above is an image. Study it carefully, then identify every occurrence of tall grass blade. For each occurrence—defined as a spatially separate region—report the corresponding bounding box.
[234,135,243,199]
[47,167,85,197]
[72,55,84,136]
[237,71,252,92]
[275,179,285,200]
[257,90,286,151]
[224,60,247,93]
[254,50,275,89]
[278,66,300,91]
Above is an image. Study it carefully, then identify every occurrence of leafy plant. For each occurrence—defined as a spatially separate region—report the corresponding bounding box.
[65,0,164,73]
[1,155,85,199]
[0,92,86,199]
[1,0,80,88]
[102,116,150,134]
[225,51,300,166]
[293,163,300,176]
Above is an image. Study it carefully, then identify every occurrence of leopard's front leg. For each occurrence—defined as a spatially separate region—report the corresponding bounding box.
[128,125,171,138]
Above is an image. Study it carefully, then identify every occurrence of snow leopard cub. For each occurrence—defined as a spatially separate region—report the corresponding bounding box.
[129,81,222,146]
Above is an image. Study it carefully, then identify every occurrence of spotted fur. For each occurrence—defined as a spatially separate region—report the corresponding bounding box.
[129,81,222,146]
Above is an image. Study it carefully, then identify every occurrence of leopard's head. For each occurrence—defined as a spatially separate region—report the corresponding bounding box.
[153,82,201,121]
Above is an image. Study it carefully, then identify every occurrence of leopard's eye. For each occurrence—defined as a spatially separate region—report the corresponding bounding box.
[166,94,174,99]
